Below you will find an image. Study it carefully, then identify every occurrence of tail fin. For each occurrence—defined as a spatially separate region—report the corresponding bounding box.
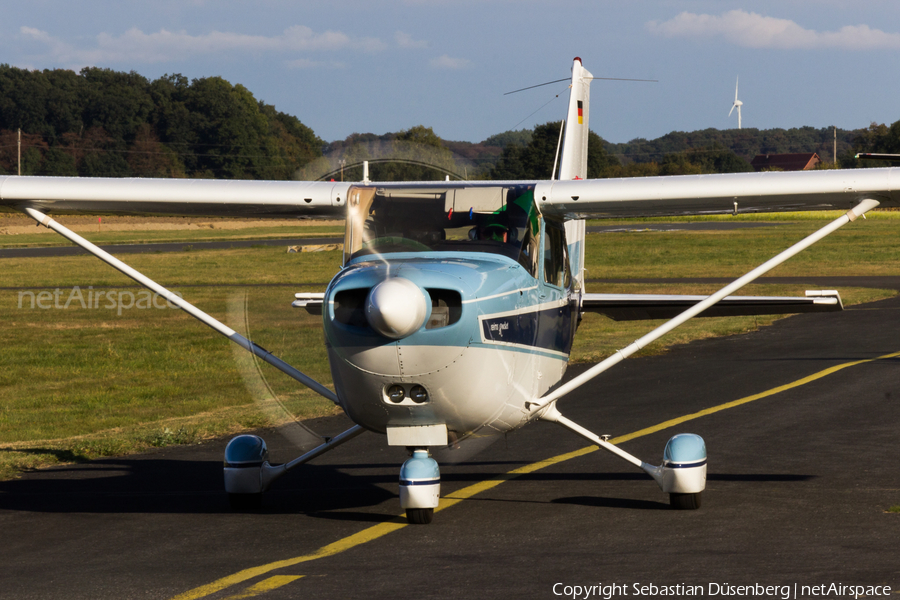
[558,57,592,180]
[558,57,593,291]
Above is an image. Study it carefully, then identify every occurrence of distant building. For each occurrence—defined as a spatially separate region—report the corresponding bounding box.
[750,153,821,172]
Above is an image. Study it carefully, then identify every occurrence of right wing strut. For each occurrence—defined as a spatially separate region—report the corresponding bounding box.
[528,199,881,411]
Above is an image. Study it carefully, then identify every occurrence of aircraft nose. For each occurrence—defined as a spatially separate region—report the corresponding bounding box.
[365,277,428,339]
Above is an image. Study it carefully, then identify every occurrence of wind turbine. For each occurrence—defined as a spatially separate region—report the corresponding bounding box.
[729,77,743,129]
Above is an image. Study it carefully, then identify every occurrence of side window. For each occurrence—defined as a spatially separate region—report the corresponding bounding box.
[543,222,571,289]
[518,219,539,277]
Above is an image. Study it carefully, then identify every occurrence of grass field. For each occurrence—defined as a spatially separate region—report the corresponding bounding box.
[1,213,898,479]
[0,225,344,249]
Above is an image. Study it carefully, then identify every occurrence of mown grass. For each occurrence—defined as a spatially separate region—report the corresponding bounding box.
[0,288,339,479]
[0,224,344,248]
[0,244,344,287]
[587,208,900,224]
[1,214,898,479]
[584,219,900,278]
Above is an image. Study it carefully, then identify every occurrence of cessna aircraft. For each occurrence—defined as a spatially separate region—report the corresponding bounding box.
[1,58,897,524]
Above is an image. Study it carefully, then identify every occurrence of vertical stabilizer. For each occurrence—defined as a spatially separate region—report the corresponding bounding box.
[559,58,592,291]
[558,57,592,180]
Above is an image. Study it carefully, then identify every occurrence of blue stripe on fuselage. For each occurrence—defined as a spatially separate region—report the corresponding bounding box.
[480,301,576,356]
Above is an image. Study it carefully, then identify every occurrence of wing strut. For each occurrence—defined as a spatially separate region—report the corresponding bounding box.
[528,198,881,411]
[21,207,338,405]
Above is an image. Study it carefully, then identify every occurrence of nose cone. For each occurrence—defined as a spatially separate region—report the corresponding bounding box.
[366,277,428,339]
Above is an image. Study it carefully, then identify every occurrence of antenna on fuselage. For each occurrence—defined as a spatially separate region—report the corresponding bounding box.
[550,121,565,181]
[503,70,657,152]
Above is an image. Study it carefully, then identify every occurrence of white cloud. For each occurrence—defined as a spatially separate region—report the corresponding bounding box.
[18,25,386,65]
[646,10,900,50]
[429,54,470,70]
[395,31,428,49]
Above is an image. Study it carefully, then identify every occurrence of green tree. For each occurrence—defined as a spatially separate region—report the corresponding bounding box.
[0,65,55,136]
[483,129,533,148]
[42,69,84,138]
[39,147,78,176]
[80,68,153,141]
[490,121,561,180]
[587,131,620,177]
[489,122,620,180]
[81,151,132,177]
[20,147,44,176]
[659,152,702,175]
[0,66,325,180]
[490,143,527,180]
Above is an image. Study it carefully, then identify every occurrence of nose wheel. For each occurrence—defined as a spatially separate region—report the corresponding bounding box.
[405,507,434,524]
[400,449,440,524]
[670,492,702,510]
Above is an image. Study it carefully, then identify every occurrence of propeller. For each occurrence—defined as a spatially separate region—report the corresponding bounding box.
[227,291,326,452]
[728,77,743,129]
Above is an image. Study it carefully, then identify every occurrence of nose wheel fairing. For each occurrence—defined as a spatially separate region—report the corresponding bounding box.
[400,450,441,525]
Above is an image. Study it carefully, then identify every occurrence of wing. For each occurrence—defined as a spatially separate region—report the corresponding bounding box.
[4,169,898,222]
[582,290,842,321]
[536,167,900,219]
[3,166,899,233]
[0,176,350,219]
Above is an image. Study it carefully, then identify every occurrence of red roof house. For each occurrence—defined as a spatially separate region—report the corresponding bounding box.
[750,153,821,172]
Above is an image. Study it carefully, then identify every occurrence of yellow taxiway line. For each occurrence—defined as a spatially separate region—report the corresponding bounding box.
[170,349,900,600]
[219,576,303,600]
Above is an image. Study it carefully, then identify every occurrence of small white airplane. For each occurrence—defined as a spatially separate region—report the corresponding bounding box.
[1,58,897,524]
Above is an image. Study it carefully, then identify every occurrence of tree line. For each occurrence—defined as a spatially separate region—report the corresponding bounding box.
[486,122,754,179]
[0,65,323,179]
[2,64,897,181]
[483,120,900,179]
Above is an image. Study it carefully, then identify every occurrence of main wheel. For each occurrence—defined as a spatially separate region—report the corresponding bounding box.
[669,492,702,510]
[229,493,262,510]
[406,508,434,524]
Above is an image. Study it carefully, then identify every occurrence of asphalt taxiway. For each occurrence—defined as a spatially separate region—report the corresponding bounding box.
[1,282,898,599]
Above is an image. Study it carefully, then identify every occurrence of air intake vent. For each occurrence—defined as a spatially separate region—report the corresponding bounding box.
[425,289,462,330]
[333,288,370,327]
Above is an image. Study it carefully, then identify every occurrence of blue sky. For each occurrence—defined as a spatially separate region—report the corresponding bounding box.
[4,1,900,144]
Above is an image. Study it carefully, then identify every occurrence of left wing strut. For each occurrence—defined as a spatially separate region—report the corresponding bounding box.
[529,199,880,410]
[22,207,339,405]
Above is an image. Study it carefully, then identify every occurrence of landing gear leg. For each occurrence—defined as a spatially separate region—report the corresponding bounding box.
[223,426,365,511]
[400,449,440,524]
[540,405,707,510]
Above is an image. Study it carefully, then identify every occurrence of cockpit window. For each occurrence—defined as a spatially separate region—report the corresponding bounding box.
[344,186,540,276]
[543,220,572,289]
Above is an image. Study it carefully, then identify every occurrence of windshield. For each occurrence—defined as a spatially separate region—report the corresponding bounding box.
[344,185,540,276]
